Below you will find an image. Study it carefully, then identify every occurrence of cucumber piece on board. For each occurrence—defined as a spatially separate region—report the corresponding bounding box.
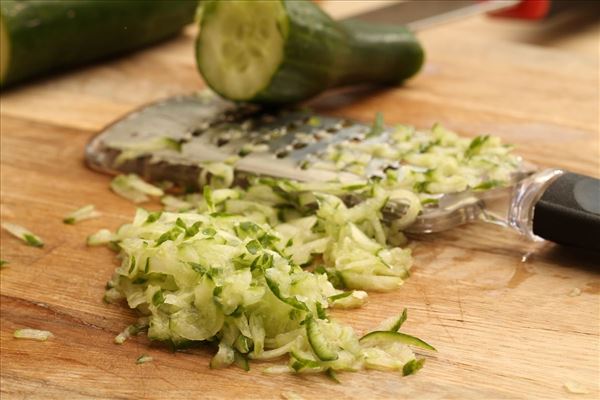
[196,0,424,104]
[360,330,436,352]
[0,0,198,87]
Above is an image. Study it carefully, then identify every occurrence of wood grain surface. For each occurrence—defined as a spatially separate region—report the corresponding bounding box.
[1,21,599,400]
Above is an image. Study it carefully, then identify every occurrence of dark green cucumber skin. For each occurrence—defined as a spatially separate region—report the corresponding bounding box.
[1,0,198,87]
[336,20,424,87]
[197,0,424,105]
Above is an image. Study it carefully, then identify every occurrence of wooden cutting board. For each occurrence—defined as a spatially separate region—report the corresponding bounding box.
[1,24,598,400]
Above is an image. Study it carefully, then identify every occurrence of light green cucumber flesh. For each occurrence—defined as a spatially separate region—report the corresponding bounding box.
[197,0,287,101]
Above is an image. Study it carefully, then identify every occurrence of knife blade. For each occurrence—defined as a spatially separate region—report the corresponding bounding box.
[346,0,521,30]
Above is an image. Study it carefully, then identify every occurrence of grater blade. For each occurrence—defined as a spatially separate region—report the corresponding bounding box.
[86,93,364,184]
[85,93,533,233]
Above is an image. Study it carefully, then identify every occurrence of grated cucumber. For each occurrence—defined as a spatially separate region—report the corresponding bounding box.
[93,110,525,379]
[63,204,101,225]
[14,328,53,341]
[307,121,521,202]
[2,222,44,248]
[98,169,431,376]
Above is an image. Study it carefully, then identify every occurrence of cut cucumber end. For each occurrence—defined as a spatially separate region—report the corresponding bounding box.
[0,14,10,85]
[196,0,288,101]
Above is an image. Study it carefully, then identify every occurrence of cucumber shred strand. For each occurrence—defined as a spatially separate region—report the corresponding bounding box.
[360,330,437,352]
[306,316,338,362]
[2,222,44,248]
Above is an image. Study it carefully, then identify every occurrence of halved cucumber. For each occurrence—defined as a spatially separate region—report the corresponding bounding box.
[360,330,436,352]
[196,0,424,104]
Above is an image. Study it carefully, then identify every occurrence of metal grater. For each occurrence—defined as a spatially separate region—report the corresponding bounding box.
[85,93,541,237]
[86,93,385,184]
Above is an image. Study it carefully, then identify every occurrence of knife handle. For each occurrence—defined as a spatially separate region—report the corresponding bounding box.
[489,0,550,20]
[532,172,600,251]
[491,0,600,20]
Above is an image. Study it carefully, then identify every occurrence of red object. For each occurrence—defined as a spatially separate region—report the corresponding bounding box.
[490,0,551,20]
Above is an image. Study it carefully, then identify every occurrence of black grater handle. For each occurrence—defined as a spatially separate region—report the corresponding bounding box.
[532,172,600,251]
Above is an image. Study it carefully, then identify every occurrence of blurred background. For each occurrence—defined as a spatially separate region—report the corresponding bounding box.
[321,0,599,58]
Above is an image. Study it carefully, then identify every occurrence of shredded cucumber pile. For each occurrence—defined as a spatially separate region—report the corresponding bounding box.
[98,165,436,377]
[98,118,521,377]
[308,120,521,203]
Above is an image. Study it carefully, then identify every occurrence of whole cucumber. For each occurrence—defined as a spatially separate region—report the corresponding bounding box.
[196,0,424,104]
[0,0,198,87]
